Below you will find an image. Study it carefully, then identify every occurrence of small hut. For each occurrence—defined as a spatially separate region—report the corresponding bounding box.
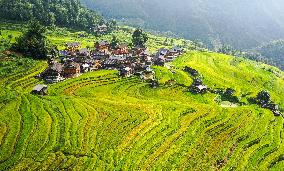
[119,67,133,77]
[32,84,48,95]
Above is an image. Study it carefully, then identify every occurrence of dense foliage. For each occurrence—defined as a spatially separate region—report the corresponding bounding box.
[0,0,104,32]
[132,29,148,48]
[254,40,284,70]
[214,43,284,71]
[110,36,119,49]
[256,90,271,105]
[11,21,49,60]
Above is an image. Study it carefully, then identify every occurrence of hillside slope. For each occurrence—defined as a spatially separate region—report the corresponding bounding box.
[81,0,284,49]
[1,51,284,170]
[0,21,204,53]
[254,40,284,70]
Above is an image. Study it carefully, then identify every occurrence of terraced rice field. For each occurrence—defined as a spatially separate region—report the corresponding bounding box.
[1,51,284,170]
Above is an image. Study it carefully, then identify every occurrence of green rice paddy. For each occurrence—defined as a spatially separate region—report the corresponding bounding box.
[1,50,284,170]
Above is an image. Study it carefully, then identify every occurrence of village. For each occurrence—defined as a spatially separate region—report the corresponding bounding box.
[38,40,185,85]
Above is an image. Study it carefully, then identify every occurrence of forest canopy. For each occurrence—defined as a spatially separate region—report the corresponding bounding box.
[0,0,106,32]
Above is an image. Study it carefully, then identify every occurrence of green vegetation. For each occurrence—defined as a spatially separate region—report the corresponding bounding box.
[1,49,284,170]
[0,21,205,53]
[253,40,284,70]
[81,0,284,49]
[81,0,284,71]
[0,0,105,32]
[1,0,284,169]
[11,21,49,60]
[132,28,148,48]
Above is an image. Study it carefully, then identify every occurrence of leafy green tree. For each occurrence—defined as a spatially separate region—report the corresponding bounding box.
[0,31,13,50]
[256,90,271,105]
[222,88,239,103]
[110,36,119,49]
[132,29,148,48]
[11,21,49,59]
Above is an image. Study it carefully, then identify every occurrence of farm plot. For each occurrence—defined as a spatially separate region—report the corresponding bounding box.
[1,52,284,170]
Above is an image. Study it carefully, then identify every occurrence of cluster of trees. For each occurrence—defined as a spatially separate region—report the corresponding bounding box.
[255,90,282,116]
[254,40,284,70]
[0,31,13,51]
[0,0,111,32]
[11,21,49,60]
[217,44,284,71]
[132,29,148,48]
[110,28,148,49]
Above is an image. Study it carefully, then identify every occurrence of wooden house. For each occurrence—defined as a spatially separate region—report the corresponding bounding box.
[80,63,91,73]
[95,41,110,53]
[109,55,127,61]
[65,42,81,54]
[113,44,130,56]
[103,59,122,70]
[97,24,108,34]
[132,46,146,56]
[32,84,48,95]
[138,49,150,62]
[168,46,183,56]
[41,62,64,83]
[119,67,133,77]
[165,46,183,62]
[157,48,169,57]
[78,48,90,57]
[93,60,102,70]
[165,55,176,62]
[74,48,90,63]
[63,62,81,78]
[154,55,166,66]
[145,56,153,66]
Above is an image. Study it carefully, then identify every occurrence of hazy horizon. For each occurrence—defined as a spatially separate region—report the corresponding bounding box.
[82,0,284,49]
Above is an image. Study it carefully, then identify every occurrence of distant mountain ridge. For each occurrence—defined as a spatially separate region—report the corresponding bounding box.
[80,0,284,50]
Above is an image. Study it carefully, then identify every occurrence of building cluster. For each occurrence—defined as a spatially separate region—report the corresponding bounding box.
[39,40,184,83]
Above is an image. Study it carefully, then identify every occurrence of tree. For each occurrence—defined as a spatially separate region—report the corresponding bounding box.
[222,88,239,103]
[256,90,271,106]
[107,20,117,32]
[132,29,148,48]
[11,21,49,59]
[50,46,59,59]
[110,36,119,49]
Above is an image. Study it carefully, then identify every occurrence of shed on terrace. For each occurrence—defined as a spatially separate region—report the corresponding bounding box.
[32,84,48,95]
